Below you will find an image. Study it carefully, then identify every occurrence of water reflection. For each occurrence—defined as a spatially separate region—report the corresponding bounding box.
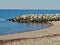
[0,21,51,35]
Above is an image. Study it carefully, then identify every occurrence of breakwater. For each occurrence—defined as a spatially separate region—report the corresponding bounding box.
[7,14,60,23]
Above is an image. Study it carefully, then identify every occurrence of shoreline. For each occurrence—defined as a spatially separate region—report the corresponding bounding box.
[0,21,60,44]
[0,22,53,36]
[0,21,60,45]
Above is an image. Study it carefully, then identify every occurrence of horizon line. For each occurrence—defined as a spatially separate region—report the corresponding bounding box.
[0,8,60,10]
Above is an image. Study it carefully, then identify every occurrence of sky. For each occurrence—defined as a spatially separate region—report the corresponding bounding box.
[0,0,60,9]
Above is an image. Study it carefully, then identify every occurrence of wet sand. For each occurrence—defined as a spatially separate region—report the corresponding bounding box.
[0,21,60,45]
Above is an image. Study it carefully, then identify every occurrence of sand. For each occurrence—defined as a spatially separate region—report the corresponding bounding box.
[0,21,60,45]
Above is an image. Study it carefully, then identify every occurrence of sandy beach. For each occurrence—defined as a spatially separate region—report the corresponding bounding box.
[0,21,60,45]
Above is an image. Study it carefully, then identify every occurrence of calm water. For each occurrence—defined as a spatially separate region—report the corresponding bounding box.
[0,10,59,35]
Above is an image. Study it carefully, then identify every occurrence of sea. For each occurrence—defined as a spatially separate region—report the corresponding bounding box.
[0,10,60,35]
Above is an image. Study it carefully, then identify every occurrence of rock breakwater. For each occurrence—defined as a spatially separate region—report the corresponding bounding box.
[7,14,60,23]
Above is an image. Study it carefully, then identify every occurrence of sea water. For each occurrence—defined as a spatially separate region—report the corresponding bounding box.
[0,10,59,35]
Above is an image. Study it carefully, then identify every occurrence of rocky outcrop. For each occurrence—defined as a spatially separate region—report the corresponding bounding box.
[7,14,60,23]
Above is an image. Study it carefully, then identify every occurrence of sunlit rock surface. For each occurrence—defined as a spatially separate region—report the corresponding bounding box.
[7,14,60,23]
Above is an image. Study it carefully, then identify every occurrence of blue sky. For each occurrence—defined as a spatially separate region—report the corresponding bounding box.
[0,0,60,9]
